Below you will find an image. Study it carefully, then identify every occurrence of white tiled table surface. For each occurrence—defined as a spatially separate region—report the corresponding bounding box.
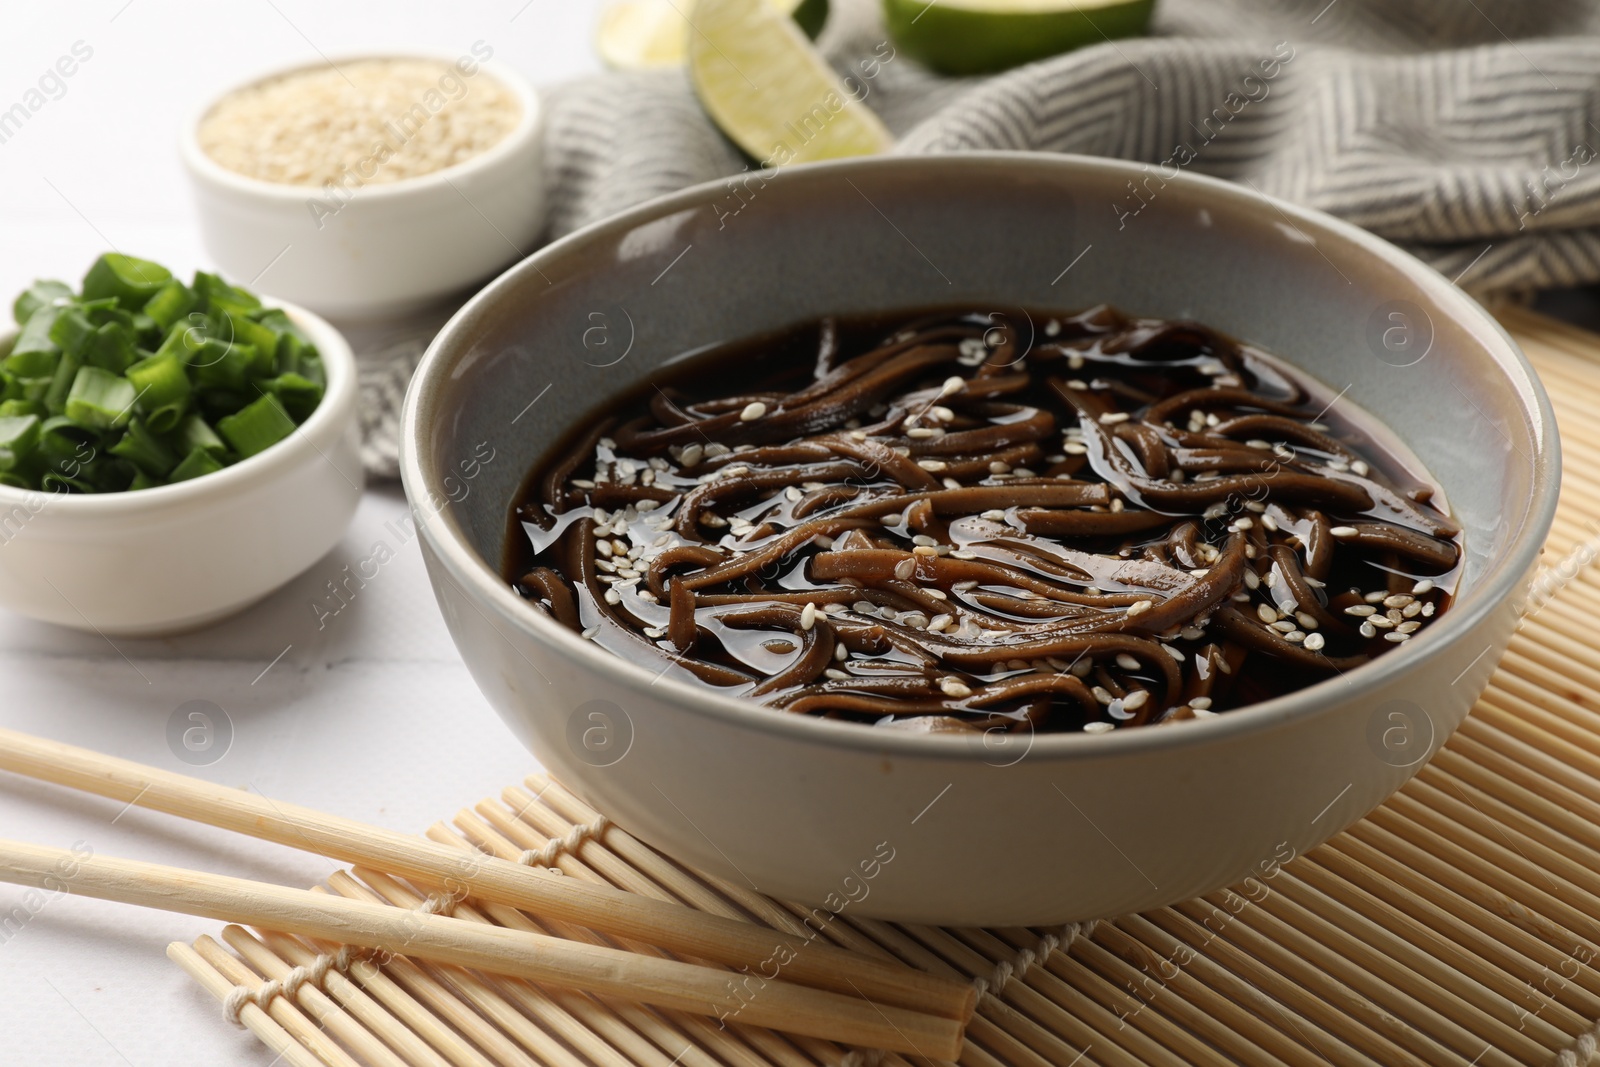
[1,4,605,1062]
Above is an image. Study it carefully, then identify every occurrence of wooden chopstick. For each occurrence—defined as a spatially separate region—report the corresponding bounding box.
[0,726,974,1025]
[0,838,962,1059]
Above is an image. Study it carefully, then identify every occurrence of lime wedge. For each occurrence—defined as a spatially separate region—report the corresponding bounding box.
[689,0,893,164]
[883,0,1156,76]
[598,0,829,70]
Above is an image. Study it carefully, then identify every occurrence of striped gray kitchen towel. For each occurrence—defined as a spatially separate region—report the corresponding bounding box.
[358,0,1600,477]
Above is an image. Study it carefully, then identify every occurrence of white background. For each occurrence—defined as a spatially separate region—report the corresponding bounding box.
[0,4,606,1063]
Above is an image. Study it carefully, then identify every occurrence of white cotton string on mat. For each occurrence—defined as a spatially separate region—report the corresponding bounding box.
[970,921,1092,1000]
[516,814,609,868]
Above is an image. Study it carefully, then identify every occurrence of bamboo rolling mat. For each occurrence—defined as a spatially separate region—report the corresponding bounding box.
[177,307,1600,1067]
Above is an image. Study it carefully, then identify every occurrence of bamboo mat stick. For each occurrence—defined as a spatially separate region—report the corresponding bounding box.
[346,866,699,1067]
[483,786,918,1063]
[1319,835,1600,1015]
[1232,869,1540,1064]
[447,808,883,1067]
[0,726,973,1024]
[420,826,816,1067]
[1285,853,1590,1037]
[192,935,366,1067]
[168,941,328,1067]
[0,839,962,1059]
[1098,916,1369,1067]
[336,868,678,1067]
[311,877,552,1067]
[214,927,417,1067]
[242,927,467,1067]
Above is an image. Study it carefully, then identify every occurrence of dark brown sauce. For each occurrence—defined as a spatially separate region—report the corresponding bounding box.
[505,306,1462,734]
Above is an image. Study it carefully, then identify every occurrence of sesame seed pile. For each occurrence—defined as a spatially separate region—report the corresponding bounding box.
[198,58,520,187]
[513,307,1462,734]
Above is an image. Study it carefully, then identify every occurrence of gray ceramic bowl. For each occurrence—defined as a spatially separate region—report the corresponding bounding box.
[401,154,1558,926]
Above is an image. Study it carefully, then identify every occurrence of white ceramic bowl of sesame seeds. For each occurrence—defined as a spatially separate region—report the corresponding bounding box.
[179,49,544,320]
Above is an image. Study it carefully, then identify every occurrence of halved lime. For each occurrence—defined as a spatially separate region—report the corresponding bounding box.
[689,0,893,165]
[597,0,828,70]
[883,0,1156,76]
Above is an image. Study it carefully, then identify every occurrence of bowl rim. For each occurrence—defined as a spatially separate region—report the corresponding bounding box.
[0,296,357,515]
[401,151,1561,762]
[176,49,541,202]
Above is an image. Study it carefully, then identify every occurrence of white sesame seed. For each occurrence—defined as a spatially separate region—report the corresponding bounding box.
[1091,686,1114,705]
[940,376,965,397]
[1422,602,1435,616]
[1271,619,1297,633]
[1402,601,1422,618]
[1397,620,1421,634]
[1261,514,1279,531]
[911,545,937,557]
[1412,579,1435,595]
[580,626,600,640]
[892,558,916,580]
[800,603,817,631]
[951,550,977,560]
[835,643,849,661]
[1370,615,1395,629]
[1351,460,1369,476]
[928,613,953,632]
[603,589,621,605]
[1296,611,1319,630]
[1127,600,1153,617]
[1285,630,1305,643]
[1303,632,1326,651]
[739,401,767,421]
[1107,652,1137,671]
[825,668,849,680]
[881,514,904,527]
[1256,603,1279,624]
[981,509,1006,521]
[1243,570,1260,591]
[571,478,596,489]
[908,428,940,440]
[1083,721,1115,734]
[1365,591,1388,603]
[1235,517,1255,530]
[1330,526,1359,539]
[939,677,972,698]
[925,588,948,600]
[1122,690,1150,711]
[1099,412,1130,425]
[786,486,803,501]
[1181,626,1206,641]
[1189,697,1214,710]
[1064,442,1089,455]
[989,461,1011,474]
[1384,631,1410,643]
[1360,621,1377,638]
[1383,594,1414,609]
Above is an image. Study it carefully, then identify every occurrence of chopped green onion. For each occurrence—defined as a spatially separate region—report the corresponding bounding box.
[12,280,72,326]
[10,304,63,362]
[108,417,176,476]
[142,279,197,332]
[217,393,295,458]
[263,373,325,422]
[48,306,100,358]
[168,445,225,483]
[0,414,40,470]
[0,399,42,419]
[87,322,138,374]
[43,349,81,415]
[65,366,138,430]
[127,352,191,414]
[82,254,172,311]
[168,413,227,458]
[4,254,323,491]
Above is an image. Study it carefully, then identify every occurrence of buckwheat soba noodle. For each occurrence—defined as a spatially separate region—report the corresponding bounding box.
[509,306,1461,735]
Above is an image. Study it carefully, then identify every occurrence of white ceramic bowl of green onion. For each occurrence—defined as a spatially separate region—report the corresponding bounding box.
[0,254,362,635]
